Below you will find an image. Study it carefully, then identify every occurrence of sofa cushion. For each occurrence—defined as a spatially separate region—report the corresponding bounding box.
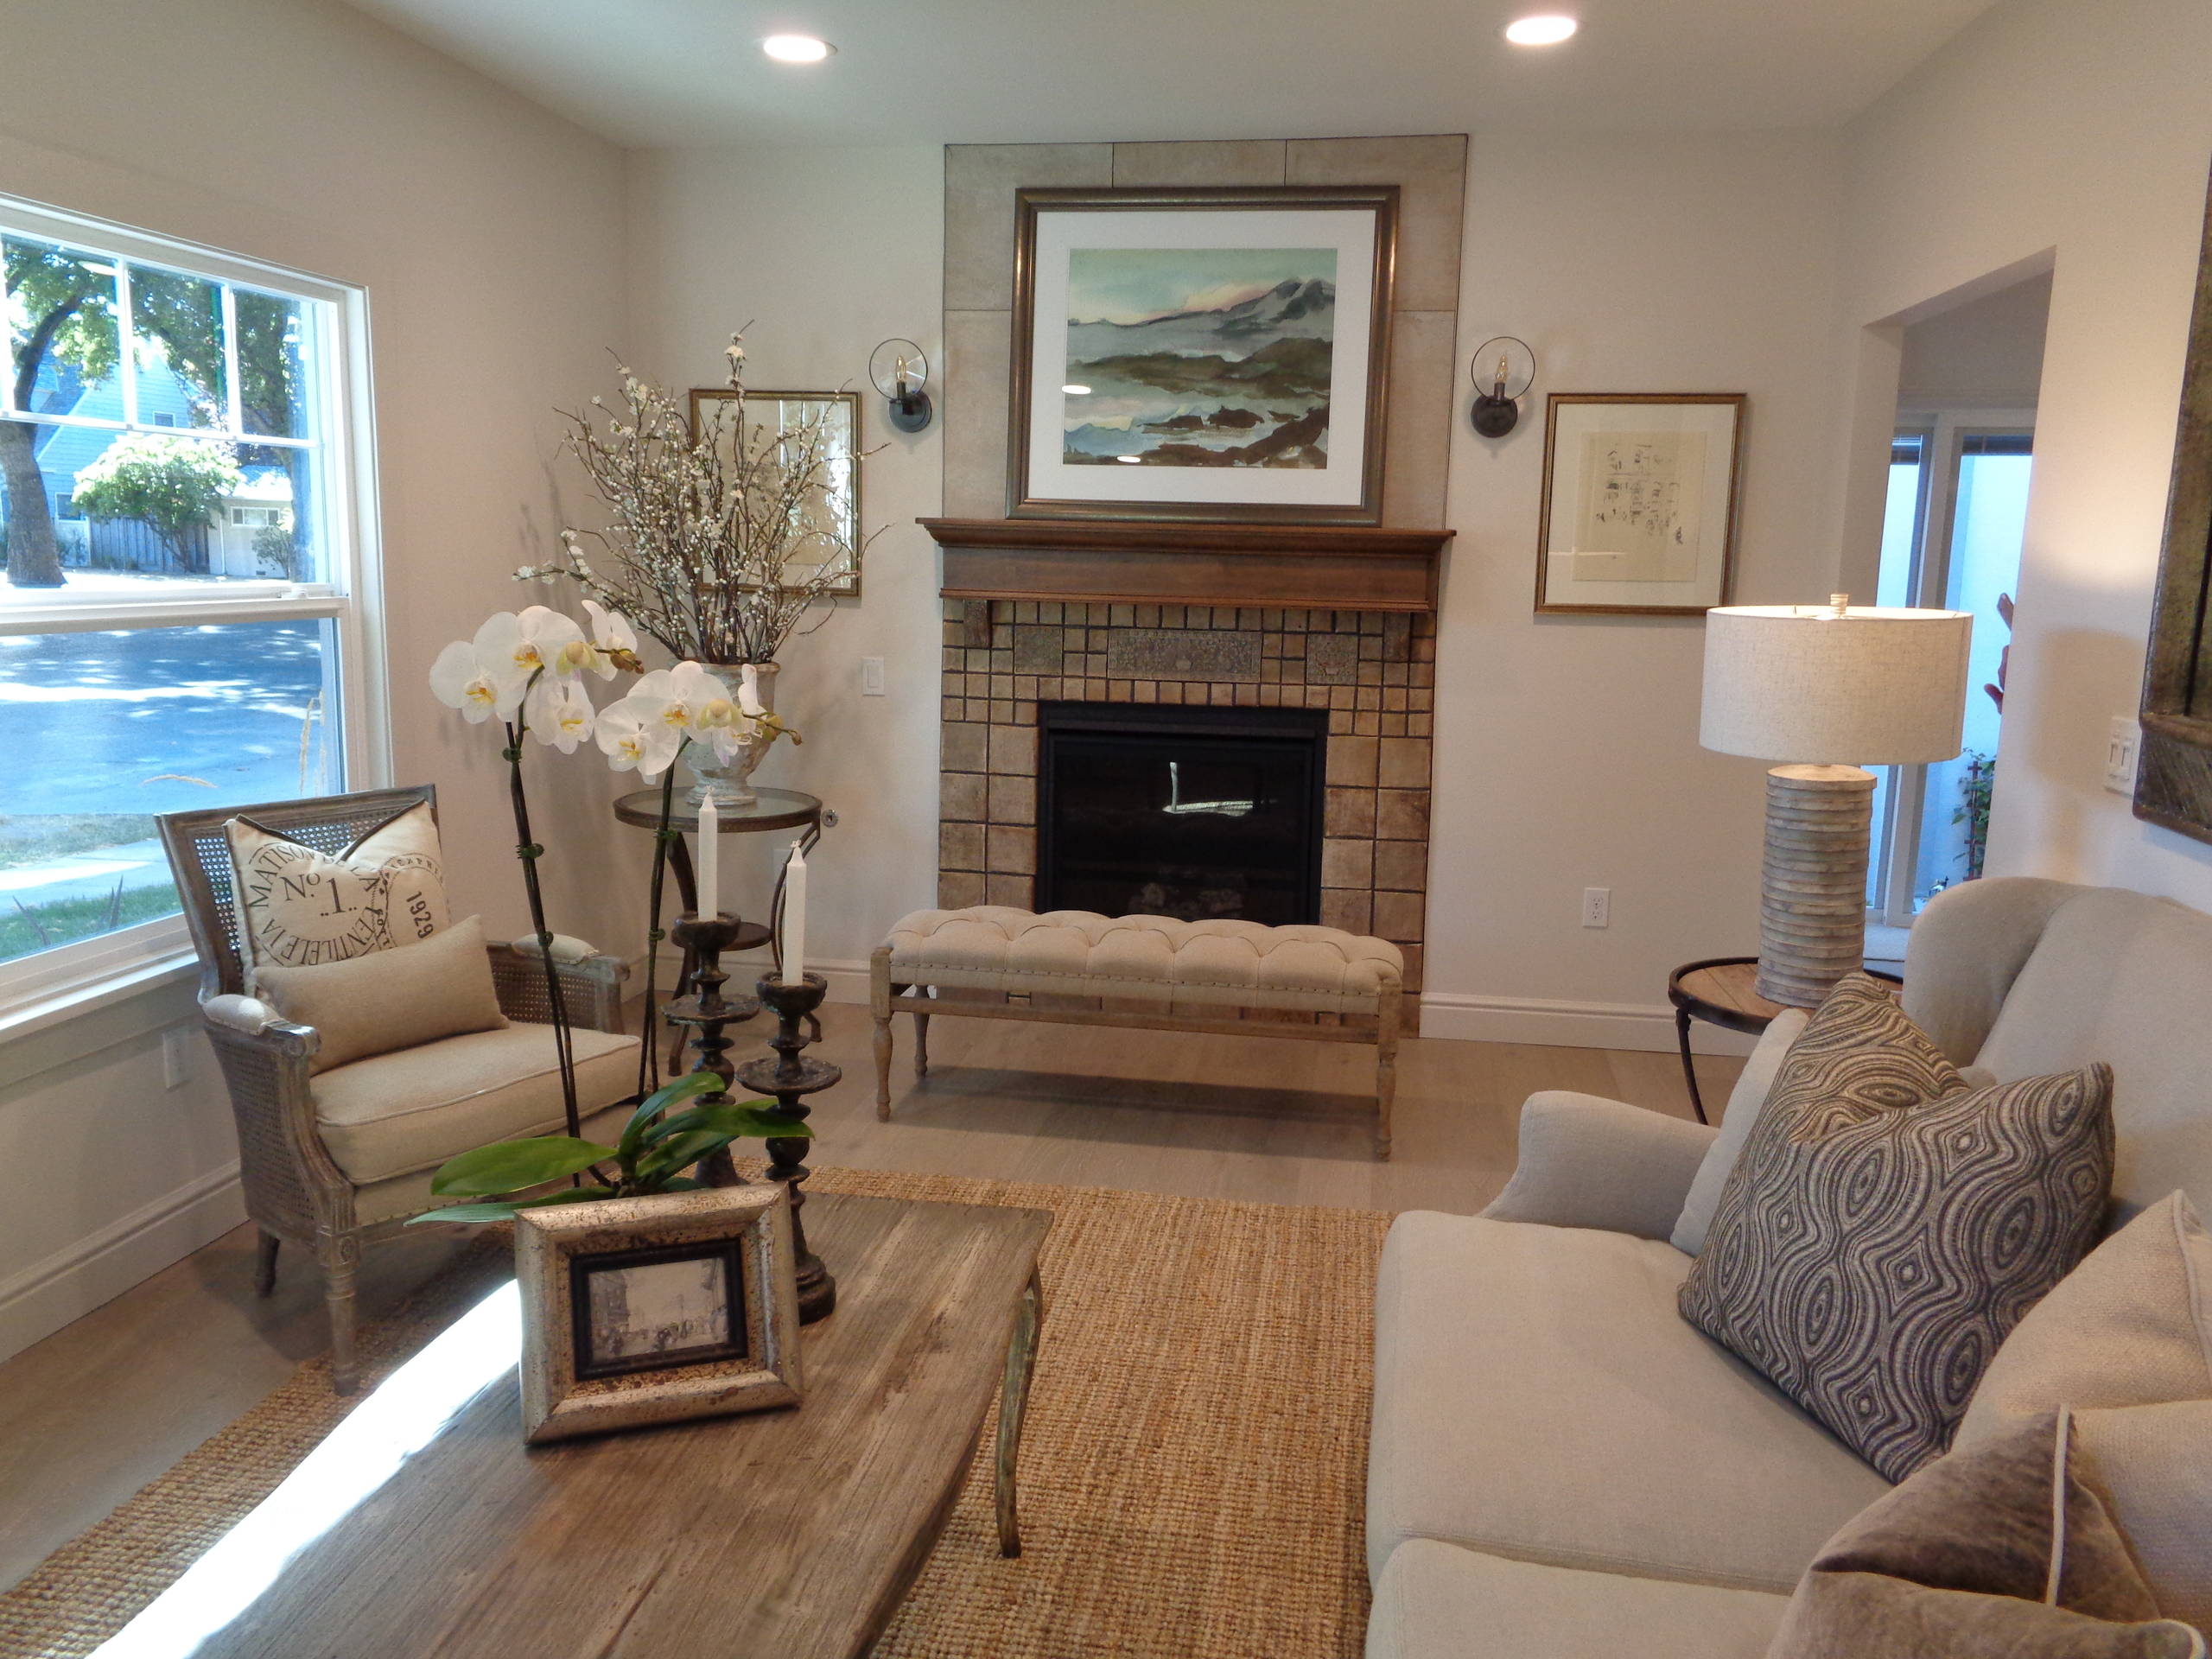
[312,1023,639,1184]
[1957,1192,2212,1448]
[1671,1005,1809,1255]
[1368,1211,1891,1593]
[1971,885,2212,1220]
[1366,1540,1786,1659]
[1680,975,2114,1482]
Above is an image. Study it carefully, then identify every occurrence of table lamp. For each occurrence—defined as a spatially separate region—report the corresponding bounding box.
[1700,594,1973,1007]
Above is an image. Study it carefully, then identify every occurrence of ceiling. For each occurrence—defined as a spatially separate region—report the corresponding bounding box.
[339,0,2002,149]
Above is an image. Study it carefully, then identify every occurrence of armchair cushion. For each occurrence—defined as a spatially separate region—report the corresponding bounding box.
[1480,1093,1716,1239]
[253,915,507,1073]
[311,1022,639,1184]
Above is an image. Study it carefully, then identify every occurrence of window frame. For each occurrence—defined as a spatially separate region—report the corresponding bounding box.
[0,194,388,1018]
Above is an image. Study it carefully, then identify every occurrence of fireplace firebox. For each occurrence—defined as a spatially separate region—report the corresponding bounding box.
[1036,702,1328,925]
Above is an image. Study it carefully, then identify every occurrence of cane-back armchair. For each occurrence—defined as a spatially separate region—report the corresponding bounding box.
[158,785,637,1392]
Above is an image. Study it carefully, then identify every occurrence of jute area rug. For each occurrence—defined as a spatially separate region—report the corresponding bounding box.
[0,1169,1391,1659]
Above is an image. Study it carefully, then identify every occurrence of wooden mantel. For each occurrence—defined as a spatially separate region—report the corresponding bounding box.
[920,518,1452,613]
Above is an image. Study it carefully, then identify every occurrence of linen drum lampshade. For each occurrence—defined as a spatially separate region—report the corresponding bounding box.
[1700,597,1972,1006]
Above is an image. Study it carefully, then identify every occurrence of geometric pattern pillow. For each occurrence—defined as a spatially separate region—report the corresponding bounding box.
[1680,973,2115,1482]
[1769,1408,2207,1657]
[226,799,449,971]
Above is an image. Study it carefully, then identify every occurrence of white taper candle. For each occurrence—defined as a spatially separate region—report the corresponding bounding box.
[696,795,720,919]
[781,838,807,985]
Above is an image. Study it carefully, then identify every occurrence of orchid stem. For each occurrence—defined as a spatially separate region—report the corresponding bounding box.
[504,711,582,1140]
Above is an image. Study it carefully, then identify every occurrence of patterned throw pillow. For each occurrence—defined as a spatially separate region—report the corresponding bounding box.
[1679,973,2114,1482]
[226,800,450,970]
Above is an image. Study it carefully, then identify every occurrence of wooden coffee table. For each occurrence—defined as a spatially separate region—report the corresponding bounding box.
[99,1192,1052,1659]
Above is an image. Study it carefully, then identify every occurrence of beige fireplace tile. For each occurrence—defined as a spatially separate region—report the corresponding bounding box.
[1159,683,1185,703]
[1286,135,1466,312]
[1014,600,1036,624]
[942,696,963,722]
[1375,840,1428,892]
[1382,613,1413,662]
[1330,709,1354,734]
[1321,888,1373,936]
[1237,607,1263,630]
[944,143,1114,311]
[1397,943,1425,995]
[1330,686,1355,709]
[1111,679,1135,700]
[1382,310,1459,530]
[1085,678,1108,700]
[1135,603,1159,628]
[1109,603,1135,626]
[1409,713,1433,737]
[1014,702,1038,726]
[1384,688,1408,711]
[941,821,986,871]
[1411,662,1435,688]
[1354,711,1381,735]
[1380,714,1406,736]
[985,874,1034,909]
[1377,789,1430,841]
[1039,601,1063,624]
[1326,734,1378,786]
[1408,687,1434,713]
[938,870,987,910]
[1284,609,1310,632]
[1379,736,1432,789]
[1414,632,1436,663]
[944,311,1011,518]
[1357,685,1382,709]
[1259,683,1281,705]
[942,771,988,822]
[988,774,1035,824]
[1325,787,1376,837]
[1322,837,1374,888]
[1111,138,1287,187]
[989,675,1013,699]
[990,723,1038,776]
[1373,888,1426,944]
[1015,675,1039,701]
[1133,680,1158,703]
[943,721,989,772]
[988,823,1037,875]
[1361,632,1383,660]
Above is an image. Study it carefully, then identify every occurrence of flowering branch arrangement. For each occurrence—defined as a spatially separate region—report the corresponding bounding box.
[517,333,874,672]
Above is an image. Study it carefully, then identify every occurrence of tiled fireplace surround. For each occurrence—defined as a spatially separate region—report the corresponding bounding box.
[937,598,1438,993]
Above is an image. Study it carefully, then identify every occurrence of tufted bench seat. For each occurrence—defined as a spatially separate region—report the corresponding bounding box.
[870,906,1405,1155]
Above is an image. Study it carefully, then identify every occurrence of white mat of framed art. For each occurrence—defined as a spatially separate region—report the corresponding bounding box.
[1535,393,1745,615]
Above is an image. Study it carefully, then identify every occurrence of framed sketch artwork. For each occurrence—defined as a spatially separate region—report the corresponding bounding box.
[1535,394,1746,615]
[516,1184,801,1443]
[689,387,863,595]
[1008,185,1397,524]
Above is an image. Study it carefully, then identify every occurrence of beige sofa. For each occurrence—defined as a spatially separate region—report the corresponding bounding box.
[1366,877,2212,1656]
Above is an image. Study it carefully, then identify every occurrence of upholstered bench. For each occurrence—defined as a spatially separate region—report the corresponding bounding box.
[870,906,1406,1156]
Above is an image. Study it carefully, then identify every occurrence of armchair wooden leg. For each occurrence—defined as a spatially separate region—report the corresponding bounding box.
[319,1233,362,1395]
[253,1229,282,1297]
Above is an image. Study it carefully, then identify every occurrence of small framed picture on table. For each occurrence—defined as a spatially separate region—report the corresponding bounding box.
[517,1185,801,1443]
[1535,393,1747,615]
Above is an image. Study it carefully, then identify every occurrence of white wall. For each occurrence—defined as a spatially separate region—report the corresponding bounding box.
[1834,0,2212,906]
[626,133,1848,1046]
[1898,269,2051,408]
[0,0,627,1358]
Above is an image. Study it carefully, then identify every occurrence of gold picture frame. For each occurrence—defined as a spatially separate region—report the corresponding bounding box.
[1007,185,1397,525]
[517,1184,801,1444]
[1535,393,1747,616]
[688,387,863,596]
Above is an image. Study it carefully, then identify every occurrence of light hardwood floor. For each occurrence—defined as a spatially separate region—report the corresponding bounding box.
[0,1002,1744,1594]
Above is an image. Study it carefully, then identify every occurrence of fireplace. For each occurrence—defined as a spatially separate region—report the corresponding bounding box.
[1038,702,1327,925]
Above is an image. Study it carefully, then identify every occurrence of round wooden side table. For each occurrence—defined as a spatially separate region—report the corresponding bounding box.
[614,786,829,1071]
[1667,957,1901,1124]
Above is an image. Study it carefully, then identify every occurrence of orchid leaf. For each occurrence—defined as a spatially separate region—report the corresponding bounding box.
[617,1069,726,1160]
[429,1136,617,1197]
[645,1098,809,1146]
[408,1186,616,1225]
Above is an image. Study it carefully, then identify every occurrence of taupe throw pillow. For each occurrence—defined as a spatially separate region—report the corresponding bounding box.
[252,914,506,1073]
[1770,1410,2206,1657]
[226,800,449,970]
[1680,973,2115,1481]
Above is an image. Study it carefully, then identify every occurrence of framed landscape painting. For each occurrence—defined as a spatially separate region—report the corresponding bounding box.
[1008,186,1397,524]
[1535,393,1747,615]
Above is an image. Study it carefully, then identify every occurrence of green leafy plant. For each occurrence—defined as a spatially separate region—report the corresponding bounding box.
[409,1068,809,1224]
[1954,750,1995,881]
[70,432,241,572]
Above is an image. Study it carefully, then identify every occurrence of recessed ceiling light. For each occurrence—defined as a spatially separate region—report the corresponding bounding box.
[1503,14,1577,45]
[1062,383,1092,395]
[761,34,834,62]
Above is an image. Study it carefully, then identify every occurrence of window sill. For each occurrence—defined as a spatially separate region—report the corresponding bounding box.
[0,948,200,1046]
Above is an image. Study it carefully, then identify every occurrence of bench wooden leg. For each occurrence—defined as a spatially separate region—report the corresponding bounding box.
[1374,980,1402,1160]
[913,1003,931,1077]
[870,947,894,1122]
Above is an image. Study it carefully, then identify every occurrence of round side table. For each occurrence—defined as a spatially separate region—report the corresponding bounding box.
[1667,957,1901,1124]
[614,786,828,1071]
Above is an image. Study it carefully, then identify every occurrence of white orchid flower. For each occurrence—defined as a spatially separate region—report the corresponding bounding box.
[429,639,520,722]
[736,663,765,719]
[594,702,680,779]
[476,607,588,683]
[525,676,596,753]
[580,600,640,679]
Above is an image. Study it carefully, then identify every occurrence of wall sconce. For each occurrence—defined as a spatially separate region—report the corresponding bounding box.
[1467,336,1535,437]
[869,339,933,433]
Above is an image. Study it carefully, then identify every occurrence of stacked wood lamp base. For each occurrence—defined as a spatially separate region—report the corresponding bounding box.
[1700,596,1975,1011]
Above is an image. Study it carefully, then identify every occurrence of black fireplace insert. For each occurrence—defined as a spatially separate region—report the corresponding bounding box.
[1036,702,1327,925]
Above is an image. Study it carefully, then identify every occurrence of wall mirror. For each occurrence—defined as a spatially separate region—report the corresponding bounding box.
[688,388,862,596]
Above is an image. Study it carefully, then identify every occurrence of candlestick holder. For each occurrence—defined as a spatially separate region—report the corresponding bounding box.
[662,913,761,1185]
[734,971,841,1323]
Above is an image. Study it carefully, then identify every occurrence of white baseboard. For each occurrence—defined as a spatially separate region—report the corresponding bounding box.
[0,1161,245,1364]
[1417,991,1758,1055]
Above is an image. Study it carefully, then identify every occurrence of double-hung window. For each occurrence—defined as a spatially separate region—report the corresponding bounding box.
[0,197,383,1008]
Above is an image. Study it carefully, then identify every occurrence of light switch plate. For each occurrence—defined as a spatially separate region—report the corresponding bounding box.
[861,657,886,696]
[2105,715,2141,795]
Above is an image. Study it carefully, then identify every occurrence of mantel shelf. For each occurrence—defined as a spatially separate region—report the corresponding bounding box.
[919,518,1452,613]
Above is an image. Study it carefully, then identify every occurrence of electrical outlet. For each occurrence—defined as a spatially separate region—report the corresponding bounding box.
[1580,887,1611,929]
[861,656,886,696]
[162,1027,189,1090]
[2105,716,2140,795]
